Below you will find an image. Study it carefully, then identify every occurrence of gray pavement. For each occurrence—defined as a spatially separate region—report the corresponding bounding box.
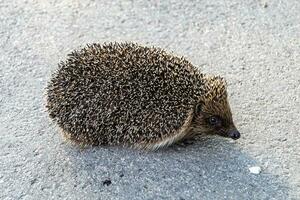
[0,0,300,199]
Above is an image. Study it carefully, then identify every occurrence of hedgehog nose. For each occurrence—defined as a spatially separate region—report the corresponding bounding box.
[228,130,240,140]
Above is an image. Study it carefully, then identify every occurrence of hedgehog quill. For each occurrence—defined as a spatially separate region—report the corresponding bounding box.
[46,42,240,150]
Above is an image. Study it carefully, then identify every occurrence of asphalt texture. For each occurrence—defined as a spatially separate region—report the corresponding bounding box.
[1,0,300,199]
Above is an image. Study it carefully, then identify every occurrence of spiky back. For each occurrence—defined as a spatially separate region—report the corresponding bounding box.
[46,42,204,148]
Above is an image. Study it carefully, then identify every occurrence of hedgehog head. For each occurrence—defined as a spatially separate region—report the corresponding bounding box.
[192,75,240,140]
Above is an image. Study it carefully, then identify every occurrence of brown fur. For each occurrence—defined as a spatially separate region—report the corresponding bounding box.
[191,76,237,138]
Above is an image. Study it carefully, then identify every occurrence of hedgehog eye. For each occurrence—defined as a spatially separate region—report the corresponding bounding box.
[208,116,219,126]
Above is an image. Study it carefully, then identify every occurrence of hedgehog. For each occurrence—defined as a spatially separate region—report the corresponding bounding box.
[46,42,240,150]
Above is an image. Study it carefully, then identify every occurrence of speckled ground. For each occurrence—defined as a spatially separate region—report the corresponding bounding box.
[0,0,299,199]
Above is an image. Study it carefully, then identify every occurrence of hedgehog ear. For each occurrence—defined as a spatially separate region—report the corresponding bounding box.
[195,101,205,114]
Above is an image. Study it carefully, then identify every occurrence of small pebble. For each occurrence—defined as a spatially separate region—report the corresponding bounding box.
[249,166,261,174]
[103,179,112,186]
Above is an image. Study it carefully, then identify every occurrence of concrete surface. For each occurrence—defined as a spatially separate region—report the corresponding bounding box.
[0,0,299,199]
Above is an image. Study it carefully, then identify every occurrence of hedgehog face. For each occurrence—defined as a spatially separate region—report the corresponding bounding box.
[192,76,240,140]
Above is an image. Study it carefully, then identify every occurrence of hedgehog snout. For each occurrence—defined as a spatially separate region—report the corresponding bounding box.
[228,129,240,140]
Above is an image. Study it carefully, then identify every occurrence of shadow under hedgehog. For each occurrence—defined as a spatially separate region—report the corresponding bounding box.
[46,42,240,150]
